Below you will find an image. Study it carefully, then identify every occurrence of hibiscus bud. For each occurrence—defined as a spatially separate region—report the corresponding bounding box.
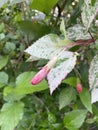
[31,56,57,85]
[76,83,82,93]
[31,66,50,85]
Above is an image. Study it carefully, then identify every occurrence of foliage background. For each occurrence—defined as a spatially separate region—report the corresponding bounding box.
[0,0,98,130]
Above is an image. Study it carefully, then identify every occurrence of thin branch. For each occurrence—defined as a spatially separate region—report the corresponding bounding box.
[74,68,82,80]
[88,30,95,44]
[32,94,49,112]
[54,0,67,26]
[21,2,30,46]
[64,38,95,51]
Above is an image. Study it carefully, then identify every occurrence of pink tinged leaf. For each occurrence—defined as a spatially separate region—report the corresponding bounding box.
[31,56,58,85]
[47,55,77,94]
[76,83,82,93]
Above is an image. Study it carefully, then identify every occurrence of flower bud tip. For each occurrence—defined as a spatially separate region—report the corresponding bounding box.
[76,83,82,93]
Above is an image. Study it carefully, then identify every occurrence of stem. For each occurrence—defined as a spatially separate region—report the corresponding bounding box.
[54,0,67,26]
[32,94,49,112]
[64,38,95,50]
[88,30,95,43]
[52,38,95,60]
[50,0,67,26]
[74,68,82,81]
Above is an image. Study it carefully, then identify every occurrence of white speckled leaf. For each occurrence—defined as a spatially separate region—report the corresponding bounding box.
[47,54,77,94]
[89,54,98,103]
[89,55,98,89]
[81,0,98,30]
[26,55,40,62]
[91,88,98,103]
[25,34,72,61]
[67,24,91,41]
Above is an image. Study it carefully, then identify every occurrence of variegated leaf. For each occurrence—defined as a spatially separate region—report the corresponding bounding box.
[81,0,98,30]
[47,53,77,94]
[25,34,72,61]
[89,54,98,103]
[91,88,98,103]
[26,55,40,62]
[67,24,91,41]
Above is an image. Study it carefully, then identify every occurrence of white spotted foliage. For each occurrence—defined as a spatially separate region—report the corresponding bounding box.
[25,32,78,94]
[25,34,73,61]
[81,0,98,30]
[47,53,77,94]
[89,54,98,103]
[67,24,91,40]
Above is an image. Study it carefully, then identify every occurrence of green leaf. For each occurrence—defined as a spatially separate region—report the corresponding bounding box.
[4,71,48,100]
[59,87,76,110]
[60,20,71,44]
[0,102,24,130]
[0,33,5,40]
[89,54,98,103]
[3,86,24,102]
[92,104,98,117]
[79,88,92,113]
[60,20,66,38]
[18,21,50,38]
[91,0,96,6]
[86,118,96,124]
[0,23,5,32]
[30,0,59,14]
[63,110,87,130]
[0,56,9,70]
[62,77,77,87]
[47,54,77,94]
[81,0,98,30]
[15,71,48,94]
[4,42,16,52]
[0,72,8,88]
[48,112,57,124]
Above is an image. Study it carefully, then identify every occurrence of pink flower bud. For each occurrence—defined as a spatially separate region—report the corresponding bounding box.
[76,83,82,93]
[31,56,57,85]
[31,66,50,85]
